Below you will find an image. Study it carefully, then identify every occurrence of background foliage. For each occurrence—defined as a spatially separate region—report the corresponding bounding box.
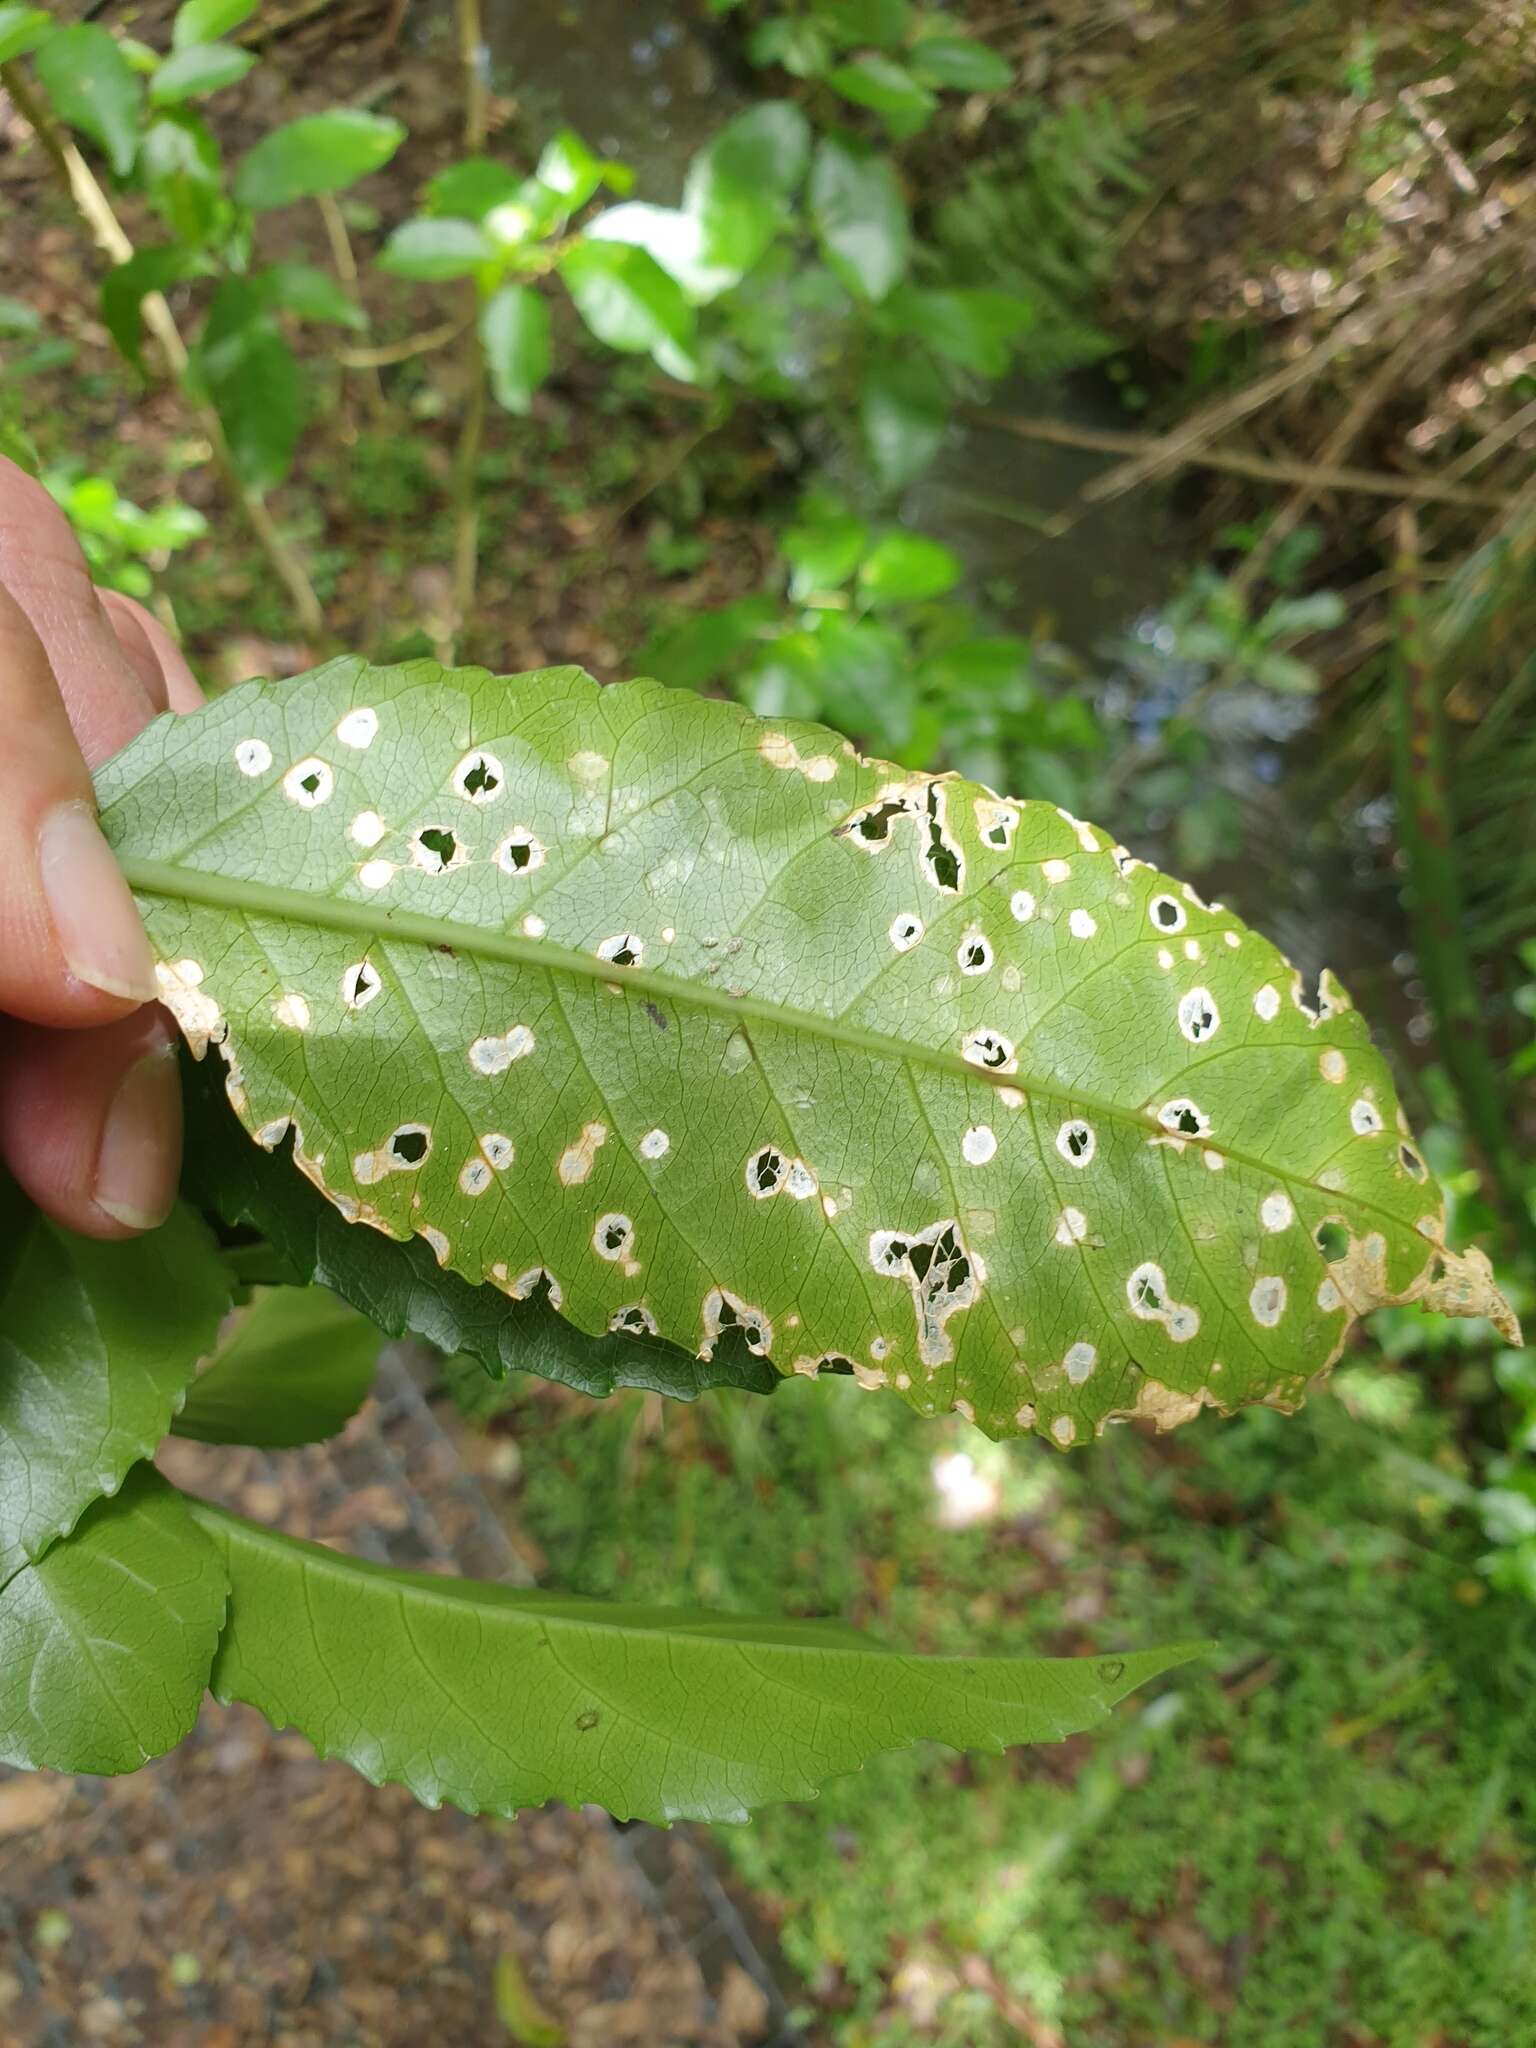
[2,0,1534,2037]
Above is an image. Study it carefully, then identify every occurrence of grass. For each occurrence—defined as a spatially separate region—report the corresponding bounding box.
[464,1355,1536,2044]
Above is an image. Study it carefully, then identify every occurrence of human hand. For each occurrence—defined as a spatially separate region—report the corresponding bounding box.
[0,456,202,1237]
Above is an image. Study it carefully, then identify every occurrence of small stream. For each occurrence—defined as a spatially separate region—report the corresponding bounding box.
[475,0,1405,1016]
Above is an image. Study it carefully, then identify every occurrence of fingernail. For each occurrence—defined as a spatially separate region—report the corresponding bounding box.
[38,801,159,1003]
[95,1042,181,1231]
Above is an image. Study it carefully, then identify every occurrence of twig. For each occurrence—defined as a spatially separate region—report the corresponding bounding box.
[1439,394,1536,484]
[1231,317,1430,595]
[316,191,385,414]
[2,60,323,636]
[446,350,485,665]
[335,316,469,369]
[592,405,729,544]
[974,413,1514,510]
[1076,242,1500,503]
[458,0,489,151]
[443,0,489,662]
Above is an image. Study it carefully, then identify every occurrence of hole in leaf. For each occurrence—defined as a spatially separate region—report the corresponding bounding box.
[750,1146,786,1196]
[462,757,499,798]
[850,800,908,843]
[391,1129,429,1165]
[1315,1220,1349,1262]
[923,787,962,892]
[417,827,457,870]
[1400,1144,1427,1180]
[1131,1268,1165,1313]
[300,771,320,796]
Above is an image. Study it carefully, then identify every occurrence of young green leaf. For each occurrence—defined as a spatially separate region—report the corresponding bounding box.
[191,279,304,488]
[0,1183,232,1585]
[0,1468,227,1775]
[178,1049,780,1403]
[783,508,870,599]
[907,35,1013,94]
[537,128,622,209]
[583,203,735,305]
[34,25,143,179]
[889,285,1034,378]
[748,19,833,78]
[377,216,495,281]
[425,156,522,221]
[173,1285,380,1448]
[232,110,405,212]
[809,135,910,302]
[816,0,911,47]
[682,101,810,273]
[96,660,1515,1447]
[861,351,949,488]
[150,41,254,105]
[858,530,963,606]
[0,7,51,65]
[193,1495,1205,1822]
[559,239,701,377]
[172,0,257,47]
[255,262,369,329]
[139,112,227,249]
[101,246,211,371]
[825,56,936,139]
[479,283,552,416]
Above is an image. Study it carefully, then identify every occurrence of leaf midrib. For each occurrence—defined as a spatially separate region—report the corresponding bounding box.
[122,854,1416,1231]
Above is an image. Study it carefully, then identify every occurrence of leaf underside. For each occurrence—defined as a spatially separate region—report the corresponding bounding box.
[194,1497,1206,1824]
[0,1468,227,1774]
[179,1048,781,1401]
[97,659,1510,1447]
[0,1183,231,1583]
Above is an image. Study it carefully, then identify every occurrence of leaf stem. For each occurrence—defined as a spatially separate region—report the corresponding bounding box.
[0,59,324,638]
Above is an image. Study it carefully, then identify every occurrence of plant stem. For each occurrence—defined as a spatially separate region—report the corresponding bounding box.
[976,413,1513,512]
[1,60,324,638]
[457,0,489,150]
[446,344,485,664]
[316,191,386,416]
[442,0,490,662]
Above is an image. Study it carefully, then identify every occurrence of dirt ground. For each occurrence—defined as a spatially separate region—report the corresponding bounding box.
[0,1378,790,2048]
